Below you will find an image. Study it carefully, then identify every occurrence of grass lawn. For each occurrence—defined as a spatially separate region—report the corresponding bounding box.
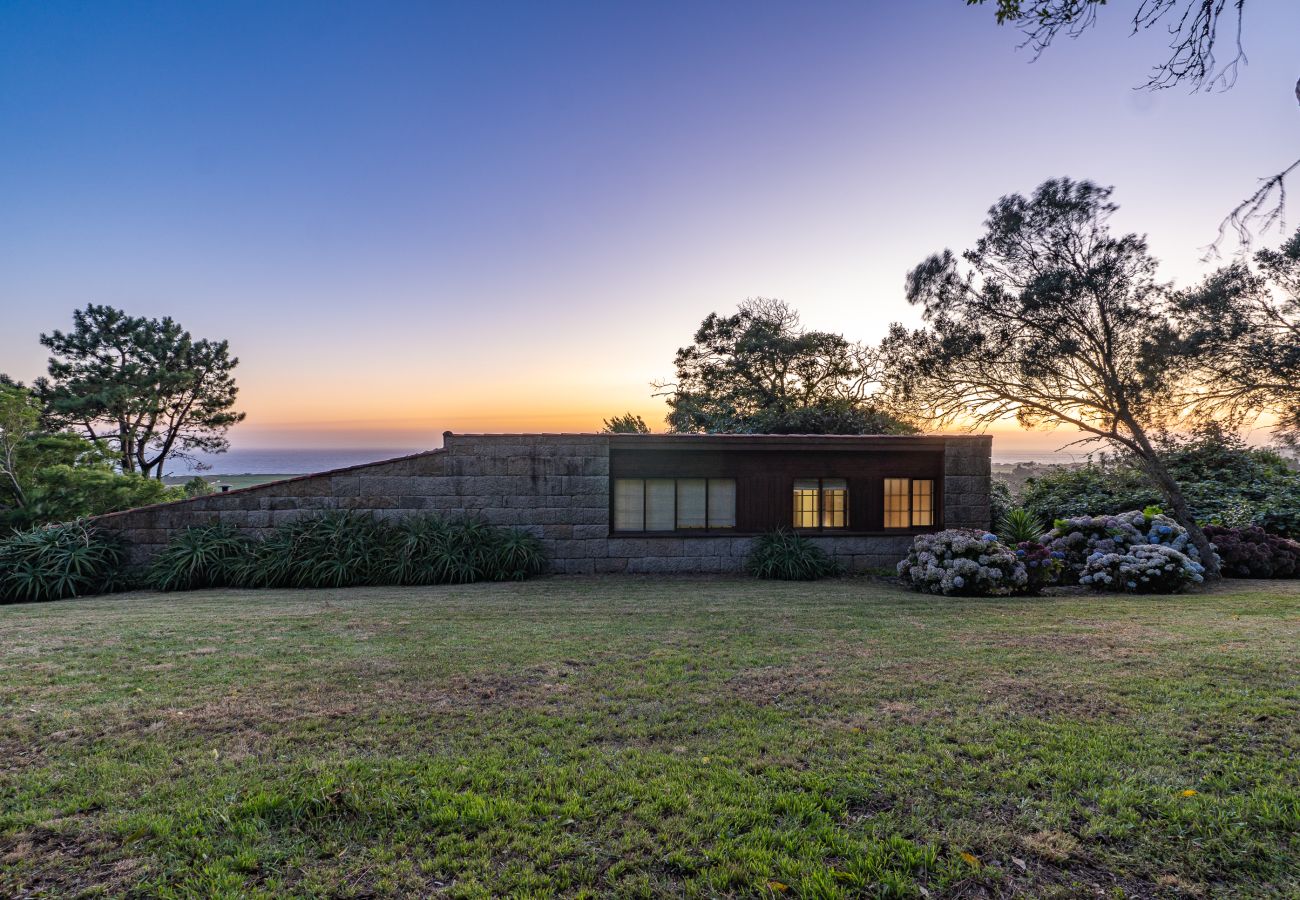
[1,578,1297,898]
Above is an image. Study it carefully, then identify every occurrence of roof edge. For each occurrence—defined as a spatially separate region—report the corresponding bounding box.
[89,447,449,523]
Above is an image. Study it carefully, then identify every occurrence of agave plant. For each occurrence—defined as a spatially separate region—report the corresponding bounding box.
[998,507,1047,545]
[289,511,395,588]
[0,521,127,604]
[147,522,252,592]
[390,515,455,585]
[484,528,547,581]
[231,530,299,589]
[745,529,840,581]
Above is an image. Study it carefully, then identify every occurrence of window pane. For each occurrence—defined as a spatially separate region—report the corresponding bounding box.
[883,478,910,528]
[911,479,934,527]
[793,478,820,528]
[707,479,736,528]
[613,478,645,531]
[676,479,707,529]
[822,478,848,528]
[645,479,676,531]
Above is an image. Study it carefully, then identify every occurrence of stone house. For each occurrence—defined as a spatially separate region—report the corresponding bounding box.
[96,432,993,574]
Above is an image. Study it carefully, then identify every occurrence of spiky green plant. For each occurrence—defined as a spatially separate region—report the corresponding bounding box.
[745,529,840,581]
[998,507,1048,545]
[0,521,127,604]
[389,515,455,585]
[483,528,547,581]
[290,511,395,588]
[147,523,252,592]
[231,528,300,588]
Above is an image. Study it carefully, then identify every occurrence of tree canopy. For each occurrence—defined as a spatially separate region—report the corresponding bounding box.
[37,305,244,479]
[0,382,177,528]
[881,177,1249,574]
[1174,226,1300,444]
[658,299,914,435]
[967,0,1296,253]
[601,413,651,434]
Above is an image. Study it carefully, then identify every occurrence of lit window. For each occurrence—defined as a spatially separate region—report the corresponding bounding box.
[611,478,737,532]
[884,478,935,528]
[793,478,848,530]
[912,479,934,527]
[822,478,847,528]
[793,479,820,528]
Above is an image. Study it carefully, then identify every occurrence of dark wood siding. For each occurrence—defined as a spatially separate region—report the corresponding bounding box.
[610,445,944,535]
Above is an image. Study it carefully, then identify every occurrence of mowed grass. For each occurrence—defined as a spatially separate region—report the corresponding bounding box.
[1,578,1297,898]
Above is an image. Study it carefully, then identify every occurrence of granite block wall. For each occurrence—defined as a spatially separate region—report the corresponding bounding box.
[94,433,993,574]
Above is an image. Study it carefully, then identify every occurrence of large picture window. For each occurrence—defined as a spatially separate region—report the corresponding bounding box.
[884,477,935,528]
[612,478,736,532]
[792,478,848,529]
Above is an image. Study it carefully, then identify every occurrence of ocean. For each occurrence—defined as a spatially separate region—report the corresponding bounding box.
[171,448,424,476]
[173,445,1079,475]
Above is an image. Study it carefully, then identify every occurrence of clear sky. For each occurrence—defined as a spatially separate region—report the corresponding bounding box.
[2,0,1297,453]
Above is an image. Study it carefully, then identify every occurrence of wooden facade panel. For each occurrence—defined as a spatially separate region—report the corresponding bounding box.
[610,447,944,535]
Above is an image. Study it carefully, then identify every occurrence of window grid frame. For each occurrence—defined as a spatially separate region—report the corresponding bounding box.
[883,476,937,529]
[792,477,850,531]
[612,477,738,533]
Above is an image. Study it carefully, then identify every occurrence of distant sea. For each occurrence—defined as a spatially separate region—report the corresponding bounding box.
[173,446,1079,476]
[171,448,424,476]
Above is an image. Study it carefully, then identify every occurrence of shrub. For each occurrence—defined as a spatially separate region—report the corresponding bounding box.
[999,507,1047,545]
[1043,509,1201,581]
[989,479,1013,532]
[746,529,840,580]
[1020,429,1300,536]
[147,523,253,592]
[1078,544,1205,593]
[896,530,1029,596]
[0,522,127,603]
[1202,525,1300,578]
[233,512,396,589]
[483,527,547,581]
[390,516,546,584]
[1014,540,1065,594]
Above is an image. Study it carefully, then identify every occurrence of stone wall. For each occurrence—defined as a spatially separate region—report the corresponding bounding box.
[95,433,992,574]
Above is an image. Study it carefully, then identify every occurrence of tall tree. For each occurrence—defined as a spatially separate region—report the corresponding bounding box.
[36,305,245,479]
[656,298,914,435]
[880,177,1241,575]
[967,0,1297,253]
[1174,225,1300,443]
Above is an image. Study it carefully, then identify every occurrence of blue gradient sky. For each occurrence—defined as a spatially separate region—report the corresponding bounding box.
[2,1,1297,453]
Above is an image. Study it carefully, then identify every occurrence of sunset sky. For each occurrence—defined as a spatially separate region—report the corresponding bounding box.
[2,1,1298,457]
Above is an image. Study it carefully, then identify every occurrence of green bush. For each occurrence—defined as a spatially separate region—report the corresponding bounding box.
[220,513,547,590]
[746,529,840,580]
[989,480,1013,532]
[0,522,128,604]
[1020,429,1300,535]
[147,523,252,592]
[234,512,396,589]
[482,526,547,581]
[389,516,546,584]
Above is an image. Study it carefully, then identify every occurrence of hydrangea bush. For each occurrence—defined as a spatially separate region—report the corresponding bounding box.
[1044,509,1205,593]
[1201,525,1300,579]
[1014,540,1065,594]
[897,530,1029,596]
[1078,544,1205,593]
[1044,509,1201,579]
